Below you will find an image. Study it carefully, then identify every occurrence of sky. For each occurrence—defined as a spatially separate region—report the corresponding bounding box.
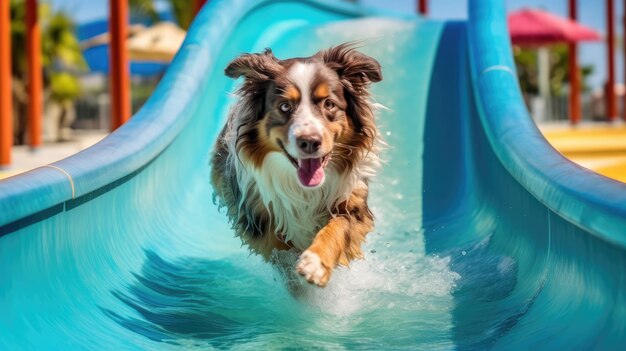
[48,0,622,90]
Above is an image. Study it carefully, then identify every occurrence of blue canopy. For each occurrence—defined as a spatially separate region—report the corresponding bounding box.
[82,44,168,77]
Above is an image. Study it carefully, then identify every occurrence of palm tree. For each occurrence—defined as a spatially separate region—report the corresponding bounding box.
[10,0,86,143]
[129,0,195,30]
[41,8,86,141]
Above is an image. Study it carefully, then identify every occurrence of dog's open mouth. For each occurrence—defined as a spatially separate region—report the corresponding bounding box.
[295,156,331,187]
[278,141,331,188]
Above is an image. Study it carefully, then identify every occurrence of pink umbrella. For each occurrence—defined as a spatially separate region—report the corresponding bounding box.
[508,8,601,45]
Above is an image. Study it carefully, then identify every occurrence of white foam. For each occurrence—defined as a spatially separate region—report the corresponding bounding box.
[315,18,416,43]
[269,237,460,318]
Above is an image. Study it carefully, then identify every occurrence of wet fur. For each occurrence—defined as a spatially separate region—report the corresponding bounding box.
[211,44,383,286]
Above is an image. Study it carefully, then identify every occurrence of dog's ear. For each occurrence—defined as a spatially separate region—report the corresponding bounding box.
[317,43,382,91]
[318,44,380,146]
[225,48,281,81]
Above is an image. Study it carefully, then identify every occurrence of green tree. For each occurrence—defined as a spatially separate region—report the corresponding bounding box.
[168,0,195,30]
[10,0,86,143]
[129,0,160,22]
[513,44,594,96]
[129,0,195,30]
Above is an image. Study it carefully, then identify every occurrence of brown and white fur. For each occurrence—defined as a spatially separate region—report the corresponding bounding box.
[211,44,383,287]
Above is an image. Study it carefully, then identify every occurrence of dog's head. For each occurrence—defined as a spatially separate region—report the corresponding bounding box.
[225,44,382,188]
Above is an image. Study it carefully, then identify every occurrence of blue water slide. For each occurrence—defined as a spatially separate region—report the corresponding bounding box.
[1,0,625,349]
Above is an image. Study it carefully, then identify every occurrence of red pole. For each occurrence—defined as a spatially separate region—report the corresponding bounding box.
[568,0,581,125]
[109,0,131,130]
[0,0,12,167]
[26,0,42,148]
[418,0,428,16]
[606,0,617,121]
[194,0,207,16]
[623,0,626,121]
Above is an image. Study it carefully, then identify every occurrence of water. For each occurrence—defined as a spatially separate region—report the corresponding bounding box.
[105,217,462,350]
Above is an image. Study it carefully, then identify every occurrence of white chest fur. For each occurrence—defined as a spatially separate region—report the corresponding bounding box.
[236,152,350,250]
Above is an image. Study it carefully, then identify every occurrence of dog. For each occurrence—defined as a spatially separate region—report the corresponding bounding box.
[211,43,383,287]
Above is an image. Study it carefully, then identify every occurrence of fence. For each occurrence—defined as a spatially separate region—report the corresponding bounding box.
[73,92,152,130]
[527,93,613,123]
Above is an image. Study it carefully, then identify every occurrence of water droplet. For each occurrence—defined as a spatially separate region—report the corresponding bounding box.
[461,250,467,256]
[385,242,391,248]
[386,131,392,136]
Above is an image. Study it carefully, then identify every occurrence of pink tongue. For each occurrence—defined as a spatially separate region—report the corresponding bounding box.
[297,158,325,187]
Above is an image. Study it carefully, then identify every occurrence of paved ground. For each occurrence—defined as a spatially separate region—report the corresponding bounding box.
[0,130,109,180]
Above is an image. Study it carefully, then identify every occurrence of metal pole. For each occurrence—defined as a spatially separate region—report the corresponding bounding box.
[0,0,12,167]
[109,0,131,130]
[537,47,551,99]
[606,0,617,121]
[26,0,43,148]
[568,0,581,125]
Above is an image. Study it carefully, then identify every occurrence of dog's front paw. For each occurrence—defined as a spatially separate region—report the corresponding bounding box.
[296,250,331,287]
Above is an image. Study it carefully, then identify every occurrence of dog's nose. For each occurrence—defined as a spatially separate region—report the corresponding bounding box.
[296,135,322,154]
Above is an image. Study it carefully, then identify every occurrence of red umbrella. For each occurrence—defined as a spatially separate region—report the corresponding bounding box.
[508,8,601,45]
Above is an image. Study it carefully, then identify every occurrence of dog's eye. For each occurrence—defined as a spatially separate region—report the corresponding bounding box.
[323,99,336,111]
[279,102,292,113]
